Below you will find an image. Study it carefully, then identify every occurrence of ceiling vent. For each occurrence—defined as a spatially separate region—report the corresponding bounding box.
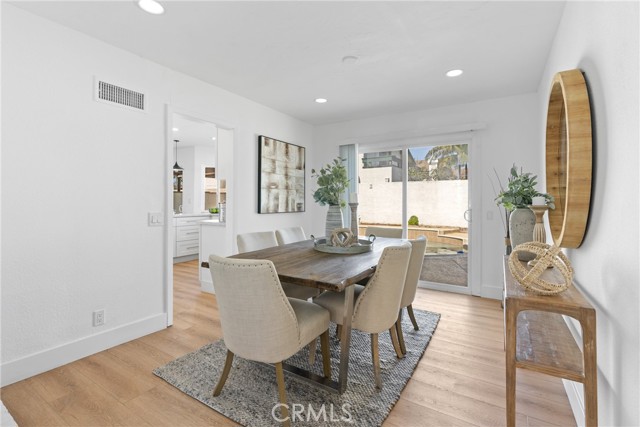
[95,79,145,111]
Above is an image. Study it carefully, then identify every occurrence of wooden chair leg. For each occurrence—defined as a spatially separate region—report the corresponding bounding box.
[213,350,234,396]
[371,333,382,389]
[396,317,407,356]
[407,304,419,331]
[389,325,404,359]
[320,330,332,379]
[308,338,317,365]
[336,324,342,341]
[275,362,291,427]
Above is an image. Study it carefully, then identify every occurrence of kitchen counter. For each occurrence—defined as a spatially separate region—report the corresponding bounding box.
[173,212,214,218]
[199,219,232,293]
[201,219,224,226]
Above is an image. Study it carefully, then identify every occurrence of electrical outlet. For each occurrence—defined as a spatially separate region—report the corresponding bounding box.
[93,310,105,327]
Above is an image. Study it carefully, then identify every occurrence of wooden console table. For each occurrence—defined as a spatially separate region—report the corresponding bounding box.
[503,256,597,426]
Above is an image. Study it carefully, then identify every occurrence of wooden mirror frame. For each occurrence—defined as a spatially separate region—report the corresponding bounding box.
[545,69,592,248]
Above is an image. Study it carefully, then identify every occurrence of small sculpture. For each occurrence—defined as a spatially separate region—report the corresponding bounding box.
[330,228,357,248]
[508,242,573,295]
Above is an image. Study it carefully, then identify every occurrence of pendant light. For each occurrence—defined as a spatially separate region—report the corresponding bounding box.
[173,139,183,170]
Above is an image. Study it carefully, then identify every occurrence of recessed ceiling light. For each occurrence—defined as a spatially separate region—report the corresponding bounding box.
[212,137,217,141]
[138,0,164,15]
[446,69,464,77]
[342,55,358,65]
[315,98,328,104]
[172,127,179,132]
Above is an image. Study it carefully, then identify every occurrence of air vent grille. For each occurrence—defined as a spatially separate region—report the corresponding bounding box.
[97,80,145,110]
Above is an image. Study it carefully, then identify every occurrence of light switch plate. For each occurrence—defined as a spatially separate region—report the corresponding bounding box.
[148,212,163,226]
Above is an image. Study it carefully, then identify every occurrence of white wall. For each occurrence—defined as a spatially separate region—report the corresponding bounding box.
[177,145,195,213]
[0,5,314,385]
[358,179,469,228]
[537,2,639,425]
[176,144,216,214]
[313,93,542,298]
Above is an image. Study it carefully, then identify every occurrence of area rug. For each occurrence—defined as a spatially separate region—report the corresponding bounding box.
[154,309,440,426]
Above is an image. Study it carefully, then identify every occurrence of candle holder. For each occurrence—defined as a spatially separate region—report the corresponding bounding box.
[527,204,550,267]
[349,202,359,238]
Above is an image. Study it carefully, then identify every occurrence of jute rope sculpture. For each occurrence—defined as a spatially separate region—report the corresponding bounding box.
[508,242,573,295]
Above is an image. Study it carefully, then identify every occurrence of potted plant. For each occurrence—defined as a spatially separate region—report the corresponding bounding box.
[311,157,350,238]
[495,165,554,261]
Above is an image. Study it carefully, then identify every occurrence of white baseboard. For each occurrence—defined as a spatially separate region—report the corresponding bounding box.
[173,254,198,264]
[563,379,585,426]
[481,284,503,300]
[0,313,167,387]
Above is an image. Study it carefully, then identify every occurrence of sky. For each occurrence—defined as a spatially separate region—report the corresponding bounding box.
[408,146,433,160]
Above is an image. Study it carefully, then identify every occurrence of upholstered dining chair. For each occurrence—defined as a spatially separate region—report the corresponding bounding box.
[208,255,331,426]
[275,226,307,246]
[395,236,428,355]
[364,226,403,238]
[236,231,318,301]
[313,242,412,389]
[273,226,324,362]
[236,231,279,254]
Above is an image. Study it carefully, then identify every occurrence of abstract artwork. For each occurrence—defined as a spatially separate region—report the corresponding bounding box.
[258,136,305,213]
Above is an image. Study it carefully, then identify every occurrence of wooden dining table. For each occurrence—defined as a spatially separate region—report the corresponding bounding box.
[201,237,401,394]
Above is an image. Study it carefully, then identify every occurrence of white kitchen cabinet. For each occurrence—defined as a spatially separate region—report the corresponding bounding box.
[173,214,211,259]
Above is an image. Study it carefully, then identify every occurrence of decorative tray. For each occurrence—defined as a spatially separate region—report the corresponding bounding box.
[311,236,375,255]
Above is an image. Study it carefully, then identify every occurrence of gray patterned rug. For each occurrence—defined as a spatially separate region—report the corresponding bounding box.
[154,309,440,426]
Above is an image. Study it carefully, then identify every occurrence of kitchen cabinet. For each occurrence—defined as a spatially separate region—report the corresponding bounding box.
[173,214,211,259]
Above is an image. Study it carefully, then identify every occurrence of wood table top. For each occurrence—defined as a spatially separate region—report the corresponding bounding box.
[223,238,402,292]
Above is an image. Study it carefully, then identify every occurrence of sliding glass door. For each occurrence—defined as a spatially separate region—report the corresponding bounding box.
[357,140,472,294]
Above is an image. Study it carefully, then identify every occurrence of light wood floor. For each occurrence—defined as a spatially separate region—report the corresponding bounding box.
[1,260,576,426]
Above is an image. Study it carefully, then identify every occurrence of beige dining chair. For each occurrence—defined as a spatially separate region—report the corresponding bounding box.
[364,226,403,238]
[237,231,279,254]
[395,236,428,355]
[275,226,306,245]
[273,225,323,362]
[313,242,412,389]
[208,255,331,426]
[236,231,318,301]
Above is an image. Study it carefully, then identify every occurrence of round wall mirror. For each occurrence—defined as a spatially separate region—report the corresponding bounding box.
[545,69,592,248]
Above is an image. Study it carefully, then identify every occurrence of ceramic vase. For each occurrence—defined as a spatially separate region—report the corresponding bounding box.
[504,237,512,255]
[325,205,344,239]
[509,208,536,261]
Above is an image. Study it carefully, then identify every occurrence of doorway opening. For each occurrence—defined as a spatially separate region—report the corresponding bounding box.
[165,108,235,327]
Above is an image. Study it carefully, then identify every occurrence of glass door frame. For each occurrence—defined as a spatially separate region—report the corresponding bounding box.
[356,132,482,296]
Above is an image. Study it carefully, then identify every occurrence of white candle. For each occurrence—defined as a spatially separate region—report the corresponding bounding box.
[532,196,546,206]
[349,192,358,204]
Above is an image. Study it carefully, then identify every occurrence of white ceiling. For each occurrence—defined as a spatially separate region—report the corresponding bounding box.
[11,1,566,125]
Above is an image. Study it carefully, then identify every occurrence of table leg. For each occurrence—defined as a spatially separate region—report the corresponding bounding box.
[338,285,355,394]
[582,312,598,427]
[505,300,518,427]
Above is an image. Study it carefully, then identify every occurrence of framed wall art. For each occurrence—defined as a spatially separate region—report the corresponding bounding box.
[258,135,305,213]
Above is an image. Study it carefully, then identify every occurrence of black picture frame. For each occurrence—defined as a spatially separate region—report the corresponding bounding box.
[258,135,306,213]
